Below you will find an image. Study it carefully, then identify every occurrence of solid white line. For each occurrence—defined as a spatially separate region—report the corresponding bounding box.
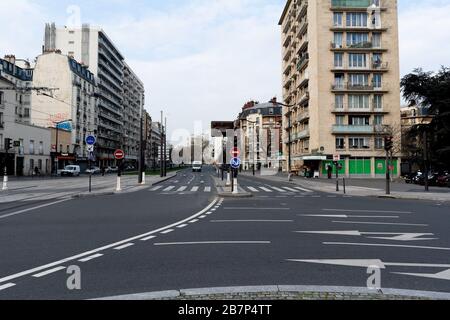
[0,198,218,285]
[177,224,188,229]
[163,186,175,192]
[114,243,134,250]
[333,221,428,227]
[161,229,174,234]
[323,209,412,214]
[324,242,450,251]
[191,186,199,192]
[0,199,70,220]
[154,241,271,246]
[223,207,290,210]
[299,214,399,219]
[150,186,163,191]
[211,220,293,223]
[140,236,156,241]
[79,254,104,262]
[0,283,16,291]
[32,266,66,278]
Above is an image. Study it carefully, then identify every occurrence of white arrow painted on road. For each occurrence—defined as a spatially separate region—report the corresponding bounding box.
[295,231,437,241]
[393,269,450,281]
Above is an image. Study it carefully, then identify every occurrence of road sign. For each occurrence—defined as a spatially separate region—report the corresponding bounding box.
[86,135,96,146]
[230,157,241,169]
[333,154,340,162]
[231,147,240,157]
[114,149,125,160]
[87,145,94,153]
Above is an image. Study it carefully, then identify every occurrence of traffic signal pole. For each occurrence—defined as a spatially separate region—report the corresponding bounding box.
[2,139,12,191]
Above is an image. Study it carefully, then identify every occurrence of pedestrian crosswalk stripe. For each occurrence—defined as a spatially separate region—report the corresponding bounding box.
[177,186,188,192]
[294,186,313,193]
[163,186,175,192]
[205,187,211,192]
[247,187,259,192]
[270,187,287,193]
[191,186,199,192]
[283,187,298,192]
[150,186,163,191]
[259,187,273,192]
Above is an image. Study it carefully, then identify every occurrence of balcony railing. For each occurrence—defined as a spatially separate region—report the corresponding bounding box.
[297,54,309,71]
[331,42,383,50]
[332,125,375,134]
[297,112,310,122]
[331,0,372,8]
[333,104,386,113]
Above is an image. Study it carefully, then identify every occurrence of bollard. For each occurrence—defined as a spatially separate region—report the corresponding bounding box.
[2,175,8,191]
[233,178,239,194]
[141,172,146,185]
[226,172,231,186]
[116,176,122,192]
[336,179,340,192]
[343,178,346,194]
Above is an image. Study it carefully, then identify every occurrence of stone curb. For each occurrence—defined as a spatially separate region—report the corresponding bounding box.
[151,172,179,186]
[72,192,115,199]
[94,285,450,300]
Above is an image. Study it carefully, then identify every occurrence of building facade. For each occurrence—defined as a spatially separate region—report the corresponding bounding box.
[32,51,98,170]
[279,0,401,178]
[0,57,52,176]
[44,23,145,167]
[149,122,164,170]
[235,101,283,171]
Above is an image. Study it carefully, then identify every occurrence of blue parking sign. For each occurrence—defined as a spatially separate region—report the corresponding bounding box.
[230,157,241,169]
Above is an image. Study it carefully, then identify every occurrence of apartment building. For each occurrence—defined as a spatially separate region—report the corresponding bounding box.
[279,0,401,178]
[0,57,52,176]
[32,51,98,170]
[235,101,283,171]
[44,23,145,167]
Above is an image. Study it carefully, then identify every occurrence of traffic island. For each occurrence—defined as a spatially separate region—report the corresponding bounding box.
[213,175,253,198]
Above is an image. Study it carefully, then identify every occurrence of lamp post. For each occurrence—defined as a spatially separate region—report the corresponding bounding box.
[54,119,72,176]
[270,101,296,174]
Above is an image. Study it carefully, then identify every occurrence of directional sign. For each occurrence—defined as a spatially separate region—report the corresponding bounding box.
[86,135,96,146]
[231,147,240,157]
[114,149,125,160]
[230,157,241,169]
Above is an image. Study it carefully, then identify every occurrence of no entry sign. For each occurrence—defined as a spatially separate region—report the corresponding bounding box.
[231,147,240,158]
[114,149,125,160]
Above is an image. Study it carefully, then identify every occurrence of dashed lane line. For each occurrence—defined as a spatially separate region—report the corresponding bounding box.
[114,243,135,250]
[161,229,174,234]
[79,254,104,263]
[140,236,156,241]
[32,266,66,278]
[0,283,16,291]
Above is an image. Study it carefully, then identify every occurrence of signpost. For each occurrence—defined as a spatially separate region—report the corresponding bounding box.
[85,136,96,193]
[115,149,125,192]
[230,156,241,194]
[86,136,96,146]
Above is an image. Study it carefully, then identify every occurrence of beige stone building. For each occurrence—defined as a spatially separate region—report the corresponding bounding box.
[279,0,401,178]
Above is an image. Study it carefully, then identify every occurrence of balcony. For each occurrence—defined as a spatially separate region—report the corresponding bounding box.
[297,54,309,71]
[294,129,310,140]
[332,83,387,92]
[297,111,310,122]
[331,42,385,51]
[332,125,375,134]
[333,104,388,114]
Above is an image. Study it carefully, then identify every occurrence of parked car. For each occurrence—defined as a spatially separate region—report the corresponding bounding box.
[403,173,418,184]
[437,172,450,187]
[60,165,81,177]
[417,171,439,186]
[106,166,119,173]
[85,166,101,175]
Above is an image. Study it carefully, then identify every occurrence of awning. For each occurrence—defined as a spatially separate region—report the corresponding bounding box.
[302,156,327,161]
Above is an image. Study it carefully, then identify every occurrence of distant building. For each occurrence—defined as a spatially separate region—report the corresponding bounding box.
[0,56,51,176]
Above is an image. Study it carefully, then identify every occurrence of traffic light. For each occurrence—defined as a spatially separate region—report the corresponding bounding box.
[384,136,394,151]
[4,138,13,151]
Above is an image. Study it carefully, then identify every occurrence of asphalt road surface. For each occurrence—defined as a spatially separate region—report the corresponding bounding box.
[0,167,449,299]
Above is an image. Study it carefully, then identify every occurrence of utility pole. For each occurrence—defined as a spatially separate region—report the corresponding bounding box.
[164,117,167,177]
[423,130,429,192]
[160,111,164,178]
[138,95,144,184]
[384,135,394,195]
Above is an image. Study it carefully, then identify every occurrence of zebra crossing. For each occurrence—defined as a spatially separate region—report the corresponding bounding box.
[150,184,314,195]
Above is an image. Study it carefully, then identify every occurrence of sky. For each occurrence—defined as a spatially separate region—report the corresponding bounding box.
[1,0,450,140]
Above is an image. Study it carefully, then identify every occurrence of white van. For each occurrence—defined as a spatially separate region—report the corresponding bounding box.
[192,161,202,172]
[61,165,81,177]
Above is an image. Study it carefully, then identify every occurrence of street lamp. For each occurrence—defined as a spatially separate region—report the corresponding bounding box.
[54,119,72,175]
[270,101,296,174]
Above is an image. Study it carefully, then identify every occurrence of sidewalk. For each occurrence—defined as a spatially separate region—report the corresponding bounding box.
[240,171,450,202]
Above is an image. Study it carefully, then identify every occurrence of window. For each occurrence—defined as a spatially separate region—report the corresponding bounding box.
[375,137,384,149]
[39,142,44,155]
[373,53,382,67]
[349,137,370,149]
[38,159,43,170]
[0,91,4,105]
[374,94,383,109]
[30,159,35,172]
[347,33,369,47]
[374,115,384,125]
[333,32,343,47]
[335,95,344,109]
[336,116,345,125]
[349,116,370,126]
[0,134,2,149]
[372,33,381,48]
[349,53,367,68]
[336,137,345,150]
[348,95,370,109]
[349,74,369,86]
[334,13,343,27]
[0,112,3,126]
[334,74,345,88]
[69,41,75,45]
[346,13,368,27]
[334,53,343,67]
[24,108,30,118]
[373,74,382,88]
[29,140,35,155]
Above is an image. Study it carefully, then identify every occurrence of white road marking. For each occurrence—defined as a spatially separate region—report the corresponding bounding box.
[0,198,219,285]
[163,186,175,192]
[32,266,66,278]
[350,186,382,191]
[189,219,199,223]
[299,214,399,219]
[177,224,188,229]
[177,186,188,192]
[0,199,70,220]
[324,242,450,251]
[150,186,163,191]
[270,187,287,193]
[79,254,104,262]
[223,207,290,210]
[204,187,212,193]
[199,215,207,219]
[191,186,199,192]
[259,187,273,192]
[283,187,299,192]
[294,186,313,193]
[161,229,174,234]
[140,236,156,241]
[393,269,450,281]
[211,220,293,223]
[0,283,16,291]
[288,259,450,269]
[296,231,437,241]
[323,209,412,214]
[333,221,428,227]
[154,241,271,246]
[247,187,259,192]
[114,243,134,250]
